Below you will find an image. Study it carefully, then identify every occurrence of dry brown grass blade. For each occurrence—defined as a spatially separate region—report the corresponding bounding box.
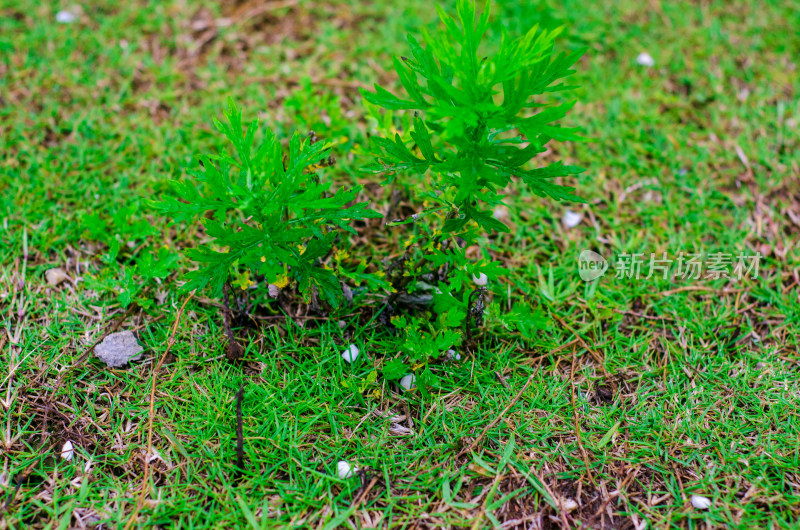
[552,313,611,379]
[399,358,543,489]
[526,464,571,530]
[570,343,595,486]
[456,367,538,460]
[124,292,195,530]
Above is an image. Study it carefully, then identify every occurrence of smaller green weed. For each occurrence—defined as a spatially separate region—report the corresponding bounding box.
[156,100,381,307]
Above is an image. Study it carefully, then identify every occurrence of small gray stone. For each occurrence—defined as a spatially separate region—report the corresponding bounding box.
[268,284,280,298]
[45,268,70,287]
[95,331,144,368]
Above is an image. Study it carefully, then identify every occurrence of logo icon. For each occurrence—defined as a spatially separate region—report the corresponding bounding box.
[578,250,608,281]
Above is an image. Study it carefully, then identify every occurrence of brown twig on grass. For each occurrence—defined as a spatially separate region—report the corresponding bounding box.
[456,369,537,460]
[552,313,611,379]
[656,285,744,297]
[525,464,571,530]
[592,464,640,519]
[494,371,510,389]
[335,472,381,528]
[351,472,380,508]
[124,292,194,530]
[399,358,543,491]
[613,308,674,321]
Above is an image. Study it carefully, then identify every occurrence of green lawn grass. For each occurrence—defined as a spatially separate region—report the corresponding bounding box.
[2,0,799,528]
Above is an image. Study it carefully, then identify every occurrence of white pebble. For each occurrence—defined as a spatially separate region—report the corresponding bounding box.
[61,440,74,461]
[399,374,416,391]
[56,11,77,23]
[446,349,461,361]
[636,52,655,67]
[562,498,579,512]
[472,273,488,286]
[337,460,356,479]
[341,344,359,363]
[691,494,712,510]
[562,210,583,228]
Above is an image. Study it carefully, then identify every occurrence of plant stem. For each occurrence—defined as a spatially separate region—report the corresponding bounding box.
[387,209,458,304]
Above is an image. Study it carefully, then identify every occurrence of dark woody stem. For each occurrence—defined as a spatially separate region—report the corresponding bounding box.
[387,208,459,305]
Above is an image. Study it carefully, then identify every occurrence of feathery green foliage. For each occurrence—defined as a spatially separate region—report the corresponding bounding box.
[359,0,585,377]
[156,100,381,306]
[361,0,587,231]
